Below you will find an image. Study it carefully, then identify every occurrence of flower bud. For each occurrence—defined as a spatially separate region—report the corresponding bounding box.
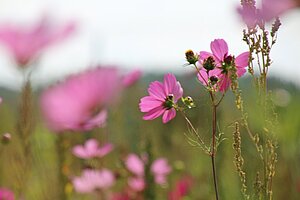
[1,133,11,144]
[209,76,219,85]
[185,50,198,65]
[224,55,233,65]
[181,96,195,109]
[203,56,216,71]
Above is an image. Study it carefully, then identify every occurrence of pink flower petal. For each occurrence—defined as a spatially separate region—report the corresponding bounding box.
[163,73,177,95]
[139,96,163,112]
[122,70,142,87]
[97,143,114,157]
[235,52,250,69]
[142,106,165,121]
[94,169,115,189]
[173,81,184,102]
[162,108,176,123]
[128,177,145,192]
[154,174,167,185]
[218,74,231,92]
[151,158,172,175]
[81,109,107,131]
[125,154,145,176]
[72,145,89,159]
[199,51,213,63]
[210,39,228,62]
[72,139,113,159]
[40,67,121,132]
[235,52,249,77]
[0,187,14,200]
[197,69,209,86]
[148,81,167,100]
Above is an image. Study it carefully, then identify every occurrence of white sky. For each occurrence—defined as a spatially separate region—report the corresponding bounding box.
[0,0,299,90]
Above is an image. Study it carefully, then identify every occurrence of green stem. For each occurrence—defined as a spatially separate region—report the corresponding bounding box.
[210,95,219,200]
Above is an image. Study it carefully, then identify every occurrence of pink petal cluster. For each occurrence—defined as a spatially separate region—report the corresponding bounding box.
[168,176,193,200]
[125,154,171,191]
[122,70,142,87]
[72,169,115,193]
[72,139,113,159]
[0,16,75,67]
[40,67,121,132]
[0,187,14,200]
[139,73,183,123]
[197,39,249,92]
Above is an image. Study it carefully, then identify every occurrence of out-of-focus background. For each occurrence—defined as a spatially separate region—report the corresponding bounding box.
[0,0,300,200]
[0,0,300,89]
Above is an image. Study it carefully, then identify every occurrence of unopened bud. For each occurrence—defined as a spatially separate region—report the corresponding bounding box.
[209,76,219,84]
[203,56,216,71]
[181,96,195,109]
[185,50,198,65]
[1,133,11,144]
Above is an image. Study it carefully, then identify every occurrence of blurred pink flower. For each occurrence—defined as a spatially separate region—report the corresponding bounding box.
[197,39,249,92]
[0,97,2,104]
[122,70,142,87]
[0,187,14,200]
[238,0,299,27]
[151,158,172,184]
[0,16,75,67]
[40,67,121,132]
[72,169,115,193]
[139,73,183,123]
[262,0,299,20]
[237,1,259,29]
[72,139,113,159]
[125,154,145,176]
[125,154,171,191]
[168,176,193,200]
[128,177,146,192]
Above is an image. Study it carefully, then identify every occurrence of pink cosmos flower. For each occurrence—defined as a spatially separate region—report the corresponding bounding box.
[40,67,121,132]
[139,73,183,123]
[125,154,171,191]
[0,16,75,67]
[0,187,14,200]
[122,70,142,87]
[72,139,113,159]
[0,97,2,104]
[72,169,115,193]
[197,39,249,92]
[168,176,193,200]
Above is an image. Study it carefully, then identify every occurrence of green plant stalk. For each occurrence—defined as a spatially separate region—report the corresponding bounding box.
[15,79,34,198]
[56,134,69,200]
[210,92,219,200]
